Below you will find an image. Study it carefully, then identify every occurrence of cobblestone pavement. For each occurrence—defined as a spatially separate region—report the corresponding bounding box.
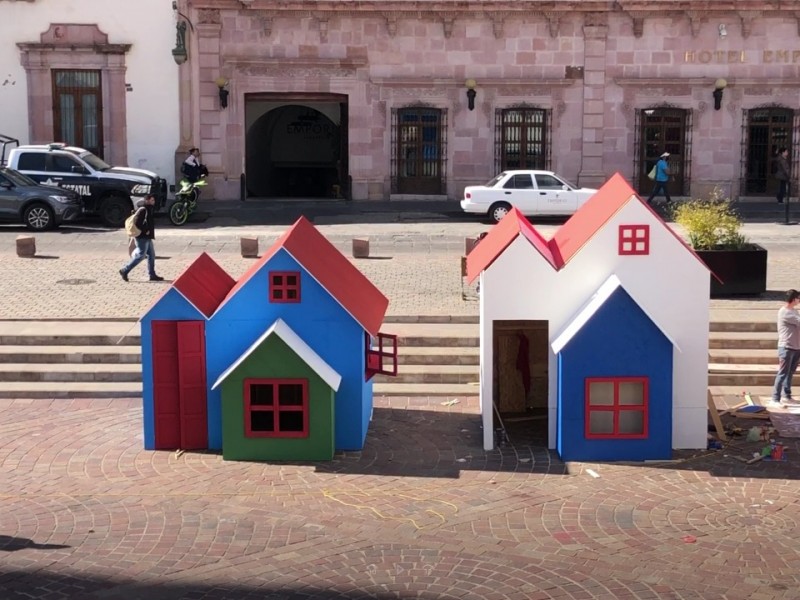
[3,214,800,598]
[1,217,800,320]
[1,397,800,599]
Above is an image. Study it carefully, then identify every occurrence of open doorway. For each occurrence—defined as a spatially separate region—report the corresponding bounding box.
[245,94,349,199]
[492,320,548,446]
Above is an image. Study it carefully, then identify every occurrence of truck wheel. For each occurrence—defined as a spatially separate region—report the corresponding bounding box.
[24,203,55,231]
[100,195,132,228]
[489,202,512,224]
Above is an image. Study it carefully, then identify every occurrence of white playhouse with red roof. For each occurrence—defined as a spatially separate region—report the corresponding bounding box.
[466,173,711,462]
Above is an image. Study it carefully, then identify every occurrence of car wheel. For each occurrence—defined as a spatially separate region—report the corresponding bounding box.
[100,195,133,228]
[23,203,55,231]
[489,202,512,224]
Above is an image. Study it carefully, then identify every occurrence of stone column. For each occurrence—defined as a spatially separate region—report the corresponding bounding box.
[578,13,608,189]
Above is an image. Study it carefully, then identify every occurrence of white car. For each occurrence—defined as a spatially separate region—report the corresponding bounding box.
[461,170,598,223]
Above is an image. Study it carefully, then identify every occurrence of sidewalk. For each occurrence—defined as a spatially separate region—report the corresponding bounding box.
[0,211,798,321]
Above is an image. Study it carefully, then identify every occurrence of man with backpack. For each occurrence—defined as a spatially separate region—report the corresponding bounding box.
[119,194,164,282]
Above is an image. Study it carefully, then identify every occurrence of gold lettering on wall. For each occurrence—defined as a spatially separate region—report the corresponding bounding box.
[683,50,800,63]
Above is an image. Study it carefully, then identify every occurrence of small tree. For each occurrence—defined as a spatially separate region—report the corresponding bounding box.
[671,187,749,250]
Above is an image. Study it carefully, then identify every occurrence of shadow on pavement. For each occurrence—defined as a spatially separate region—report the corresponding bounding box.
[0,535,70,552]
[0,571,436,600]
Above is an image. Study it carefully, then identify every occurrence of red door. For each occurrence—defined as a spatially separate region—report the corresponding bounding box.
[152,321,208,450]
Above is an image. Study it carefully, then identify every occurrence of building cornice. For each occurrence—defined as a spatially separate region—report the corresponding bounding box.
[615,77,800,87]
[186,0,800,39]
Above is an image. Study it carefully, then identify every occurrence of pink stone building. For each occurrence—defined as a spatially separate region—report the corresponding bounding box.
[176,1,800,203]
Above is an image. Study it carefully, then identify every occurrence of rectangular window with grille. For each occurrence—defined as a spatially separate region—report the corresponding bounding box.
[52,69,103,158]
[391,107,447,195]
[495,107,551,173]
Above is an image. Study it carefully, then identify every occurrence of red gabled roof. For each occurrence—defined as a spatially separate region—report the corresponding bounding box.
[466,207,558,283]
[551,172,635,267]
[217,216,389,335]
[467,172,714,282]
[172,252,236,318]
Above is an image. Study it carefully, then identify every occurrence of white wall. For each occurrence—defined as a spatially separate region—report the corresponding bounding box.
[480,201,710,452]
[0,1,178,182]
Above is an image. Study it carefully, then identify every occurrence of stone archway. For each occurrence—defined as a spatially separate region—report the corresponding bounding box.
[245,103,343,198]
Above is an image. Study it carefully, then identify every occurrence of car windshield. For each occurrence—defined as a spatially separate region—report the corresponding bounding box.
[79,151,112,171]
[560,177,578,189]
[485,173,507,187]
[0,167,38,187]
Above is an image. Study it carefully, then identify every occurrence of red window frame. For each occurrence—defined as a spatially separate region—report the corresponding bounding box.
[618,224,650,256]
[244,378,309,438]
[584,377,648,439]
[365,331,398,380]
[269,271,301,303]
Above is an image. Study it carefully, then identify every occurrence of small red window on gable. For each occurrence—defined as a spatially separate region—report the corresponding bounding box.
[365,331,398,381]
[269,271,301,303]
[619,225,650,256]
[585,377,648,439]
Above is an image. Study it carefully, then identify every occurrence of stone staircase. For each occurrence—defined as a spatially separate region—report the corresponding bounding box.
[708,320,776,400]
[0,319,777,399]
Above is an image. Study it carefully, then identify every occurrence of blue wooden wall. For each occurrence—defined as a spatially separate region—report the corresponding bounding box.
[206,249,369,451]
[557,287,673,462]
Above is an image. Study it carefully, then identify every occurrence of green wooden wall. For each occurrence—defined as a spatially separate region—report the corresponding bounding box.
[220,334,335,461]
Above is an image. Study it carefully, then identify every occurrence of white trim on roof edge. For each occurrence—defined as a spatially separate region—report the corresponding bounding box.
[551,274,681,354]
[211,318,342,391]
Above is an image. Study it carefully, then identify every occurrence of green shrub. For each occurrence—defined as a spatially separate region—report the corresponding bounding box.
[671,187,749,250]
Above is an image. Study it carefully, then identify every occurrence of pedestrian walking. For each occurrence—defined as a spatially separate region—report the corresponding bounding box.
[119,194,164,282]
[647,152,672,204]
[775,147,790,204]
[772,289,800,404]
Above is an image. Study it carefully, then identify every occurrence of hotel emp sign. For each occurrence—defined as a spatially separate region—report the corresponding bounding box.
[684,50,800,63]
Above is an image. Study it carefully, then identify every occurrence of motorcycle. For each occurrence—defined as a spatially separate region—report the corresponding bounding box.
[168,176,207,226]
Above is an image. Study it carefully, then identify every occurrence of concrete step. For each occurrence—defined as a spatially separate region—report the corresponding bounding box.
[709,361,776,386]
[373,382,479,397]
[709,321,775,333]
[374,364,478,384]
[397,347,479,366]
[0,345,141,364]
[0,320,140,346]
[708,349,776,365]
[380,322,478,348]
[0,381,142,399]
[0,363,141,383]
[708,332,776,350]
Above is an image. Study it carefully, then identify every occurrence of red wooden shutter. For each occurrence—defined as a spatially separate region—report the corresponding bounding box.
[365,332,399,380]
[152,321,181,449]
[177,321,208,450]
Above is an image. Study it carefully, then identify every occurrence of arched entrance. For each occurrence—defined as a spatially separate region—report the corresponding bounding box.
[245,95,348,198]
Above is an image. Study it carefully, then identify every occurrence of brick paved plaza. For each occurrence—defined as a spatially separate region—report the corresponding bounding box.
[2,211,800,599]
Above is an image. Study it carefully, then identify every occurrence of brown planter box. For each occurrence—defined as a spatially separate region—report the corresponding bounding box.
[696,244,767,297]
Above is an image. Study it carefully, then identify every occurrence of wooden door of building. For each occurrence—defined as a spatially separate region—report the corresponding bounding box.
[638,108,688,197]
[152,321,208,450]
[743,107,793,196]
[394,107,445,194]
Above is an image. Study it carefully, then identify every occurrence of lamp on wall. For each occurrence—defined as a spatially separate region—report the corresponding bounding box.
[172,21,188,65]
[465,79,477,111]
[216,77,229,109]
[718,23,727,38]
[713,78,727,111]
[171,1,194,65]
